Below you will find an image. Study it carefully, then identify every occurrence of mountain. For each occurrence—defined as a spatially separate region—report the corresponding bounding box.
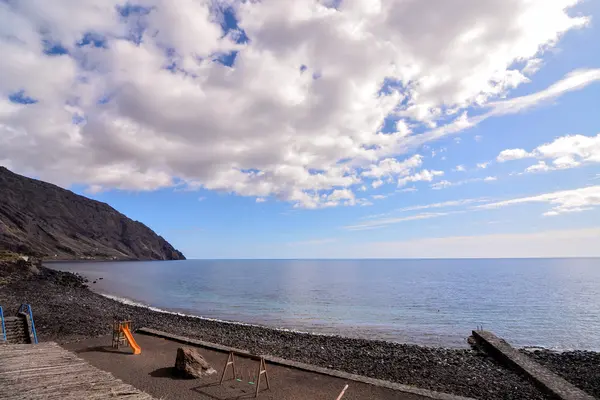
[0,167,185,261]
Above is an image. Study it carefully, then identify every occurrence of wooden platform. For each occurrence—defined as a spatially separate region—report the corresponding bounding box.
[0,342,156,400]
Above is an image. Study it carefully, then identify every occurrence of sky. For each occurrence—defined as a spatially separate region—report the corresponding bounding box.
[1,0,600,259]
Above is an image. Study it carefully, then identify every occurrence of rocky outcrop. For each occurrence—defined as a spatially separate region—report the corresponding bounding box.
[174,347,216,378]
[0,166,185,260]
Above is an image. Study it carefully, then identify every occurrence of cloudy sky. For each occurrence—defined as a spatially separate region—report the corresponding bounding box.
[1,0,599,258]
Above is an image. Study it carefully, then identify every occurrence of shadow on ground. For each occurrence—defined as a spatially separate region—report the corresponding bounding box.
[74,345,131,355]
[149,367,187,380]
[192,380,262,400]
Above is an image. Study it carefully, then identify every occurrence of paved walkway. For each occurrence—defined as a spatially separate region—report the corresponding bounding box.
[0,342,155,400]
[62,334,429,400]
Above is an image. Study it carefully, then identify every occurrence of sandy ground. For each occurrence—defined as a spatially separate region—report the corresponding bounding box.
[62,334,430,400]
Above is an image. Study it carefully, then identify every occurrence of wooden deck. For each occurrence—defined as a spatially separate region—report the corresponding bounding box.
[0,342,156,400]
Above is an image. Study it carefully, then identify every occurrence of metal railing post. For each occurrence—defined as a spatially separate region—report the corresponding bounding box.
[18,304,38,344]
[0,306,6,342]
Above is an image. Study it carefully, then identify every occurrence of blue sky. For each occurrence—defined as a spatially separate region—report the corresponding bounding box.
[1,0,600,258]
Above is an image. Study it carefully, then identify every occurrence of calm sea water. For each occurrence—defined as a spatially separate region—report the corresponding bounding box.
[50,258,600,350]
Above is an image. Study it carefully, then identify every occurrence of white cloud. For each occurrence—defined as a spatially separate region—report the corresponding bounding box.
[372,179,384,189]
[397,169,444,187]
[477,161,491,169]
[525,161,552,173]
[0,0,593,208]
[407,69,600,150]
[357,198,374,207]
[478,185,600,216]
[327,188,356,205]
[536,133,600,165]
[498,133,600,174]
[497,149,532,162]
[362,154,423,179]
[256,197,266,203]
[454,165,466,172]
[487,69,600,116]
[344,211,455,231]
[431,180,453,190]
[523,58,544,76]
[397,198,488,212]
[399,187,418,193]
[474,135,483,142]
[371,194,387,200]
[431,176,497,189]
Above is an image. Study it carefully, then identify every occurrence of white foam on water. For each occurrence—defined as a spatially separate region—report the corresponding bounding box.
[99,292,341,339]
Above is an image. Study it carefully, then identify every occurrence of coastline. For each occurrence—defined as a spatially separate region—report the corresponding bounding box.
[1,261,599,399]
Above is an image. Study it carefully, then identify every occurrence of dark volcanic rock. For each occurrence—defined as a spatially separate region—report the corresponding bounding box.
[0,166,184,260]
[175,347,216,378]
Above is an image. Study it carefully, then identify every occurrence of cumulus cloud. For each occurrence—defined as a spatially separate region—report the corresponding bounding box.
[397,169,444,187]
[454,165,466,172]
[477,162,491,169]
[497,149,532,162]
[362,154,423,180]
[478,185,600,216]
[525,161,552,173]
[498,133,600,173]
[0,0,593,208]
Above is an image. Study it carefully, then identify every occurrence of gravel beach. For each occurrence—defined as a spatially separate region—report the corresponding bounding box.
[1,261,597,400]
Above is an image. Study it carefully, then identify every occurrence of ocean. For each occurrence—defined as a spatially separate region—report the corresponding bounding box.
[50,258,600,350]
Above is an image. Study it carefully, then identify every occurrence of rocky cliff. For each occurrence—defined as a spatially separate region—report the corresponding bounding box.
[0,167,185,260]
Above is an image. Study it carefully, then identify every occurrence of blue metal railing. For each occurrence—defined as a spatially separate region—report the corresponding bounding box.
[0,306,6,342]
[18,304,38,344]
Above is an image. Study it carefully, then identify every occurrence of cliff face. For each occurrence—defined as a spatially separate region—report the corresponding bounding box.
[0,167,185,261]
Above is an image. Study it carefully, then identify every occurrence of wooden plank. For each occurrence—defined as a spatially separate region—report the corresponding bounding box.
[0,343,156,400]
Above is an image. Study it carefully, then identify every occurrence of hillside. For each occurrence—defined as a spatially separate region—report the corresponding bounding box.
[0,166,185,261]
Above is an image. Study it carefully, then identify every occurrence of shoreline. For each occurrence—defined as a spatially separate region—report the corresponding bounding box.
[98,292,597,353]
[98,292,472,350]
[1,261,599,399]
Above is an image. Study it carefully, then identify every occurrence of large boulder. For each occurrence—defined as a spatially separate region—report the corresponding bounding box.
[174,347,216,378]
